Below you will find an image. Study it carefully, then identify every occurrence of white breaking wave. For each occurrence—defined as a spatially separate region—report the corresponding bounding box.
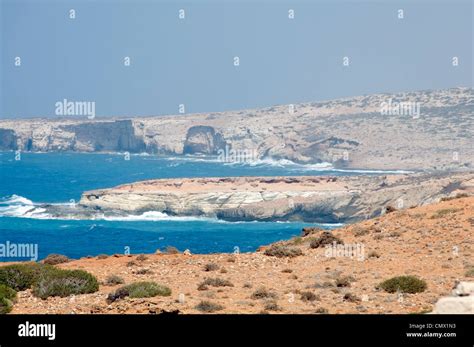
[227,158,413,174]
[161,155,222,164]
[0,195,52,219]
[160,155,334,168]
[149,155,413,174]
[102,211,221,222]
[227,158,334,170]
[0,194,34,206]
[0,195,225,222]
[330,168,413,174]
[0,196,343,227]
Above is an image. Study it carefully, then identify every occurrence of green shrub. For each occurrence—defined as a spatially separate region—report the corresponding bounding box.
[378,276,427,294]
[195,300,224,313]
[301,227,324,237]
[0,263,54,291]
[32,269,99,299]
[0,284,17,315]
[289,236,303,245]
[42,254,69,265]
[335,276,353,288]
[204,263,219,272]
[430,208,461,219]
[300,291,318,302]
[353,227,369,237]
[198,277,233,289]
[0,263,99,301]
[440,193,468,201]
[107,281,171,303]
[197,283,208,291]
[134,268,153,275]
[251,287,277,300]
[315,307,328,314]
[465,267,474,278]
[0,297,14,314]
[0,284,17,301]
[104,275,124,286]
[316,281,335,288]
[264,245,303,258]
[310,232,343,249]
[368,251,381,258]
[226,255,236,263]
[264,300,281,311]
[343,293,361,302]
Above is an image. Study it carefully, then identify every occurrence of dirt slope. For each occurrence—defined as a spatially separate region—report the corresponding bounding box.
[9,196,474,314]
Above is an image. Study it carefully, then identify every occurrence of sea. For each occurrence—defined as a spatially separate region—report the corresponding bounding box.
[0,152,405,261]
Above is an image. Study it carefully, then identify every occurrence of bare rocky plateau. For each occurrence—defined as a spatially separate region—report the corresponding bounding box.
[69,172,474,222]
[8,196,474,314]
[1,87,473,171]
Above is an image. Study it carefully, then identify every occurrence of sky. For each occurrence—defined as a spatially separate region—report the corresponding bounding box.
[1,0,472,118]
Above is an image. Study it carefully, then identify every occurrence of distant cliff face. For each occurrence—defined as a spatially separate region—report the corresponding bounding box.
[183,126,227,155]
[0,119,146,153]
[0,129,17,150]
[62,120,146,152]
[1,87,472,170]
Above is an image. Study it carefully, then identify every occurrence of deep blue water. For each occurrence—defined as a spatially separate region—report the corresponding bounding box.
[0,152,393,261]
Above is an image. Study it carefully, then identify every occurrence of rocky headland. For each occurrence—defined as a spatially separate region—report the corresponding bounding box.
[1,87,473,171]
[67,172,474,222]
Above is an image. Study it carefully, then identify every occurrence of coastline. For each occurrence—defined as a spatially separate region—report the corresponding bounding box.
[75,172,474,222]
[5,195,474,314]
[1,87,472,172]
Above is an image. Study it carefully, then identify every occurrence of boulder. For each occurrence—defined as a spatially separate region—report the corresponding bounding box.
[452,281,474,296]
[433,296,474,314]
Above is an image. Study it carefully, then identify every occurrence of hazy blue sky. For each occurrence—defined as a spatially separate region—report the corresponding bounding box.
[1,0,472,118]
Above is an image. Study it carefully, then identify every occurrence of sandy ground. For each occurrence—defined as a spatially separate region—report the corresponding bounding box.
[7,196,474,314]
[109,176,345,193]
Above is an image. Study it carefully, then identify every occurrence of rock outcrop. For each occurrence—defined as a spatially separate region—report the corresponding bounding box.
[433,282,474,314]
[73,172,474,222]
[1,87,472,170]
[183,125,227,155]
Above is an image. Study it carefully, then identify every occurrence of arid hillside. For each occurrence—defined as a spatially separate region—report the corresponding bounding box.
[6,195,474,314]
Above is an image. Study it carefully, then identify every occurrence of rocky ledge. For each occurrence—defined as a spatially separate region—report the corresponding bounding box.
[76,172,474,222]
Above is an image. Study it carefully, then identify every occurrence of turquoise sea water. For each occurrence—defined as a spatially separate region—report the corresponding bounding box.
[0,152,396,261]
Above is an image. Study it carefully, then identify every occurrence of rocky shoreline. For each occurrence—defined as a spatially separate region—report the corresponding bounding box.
[1,87,472,171]
[5,195,474,314]
[66,172,474,222]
